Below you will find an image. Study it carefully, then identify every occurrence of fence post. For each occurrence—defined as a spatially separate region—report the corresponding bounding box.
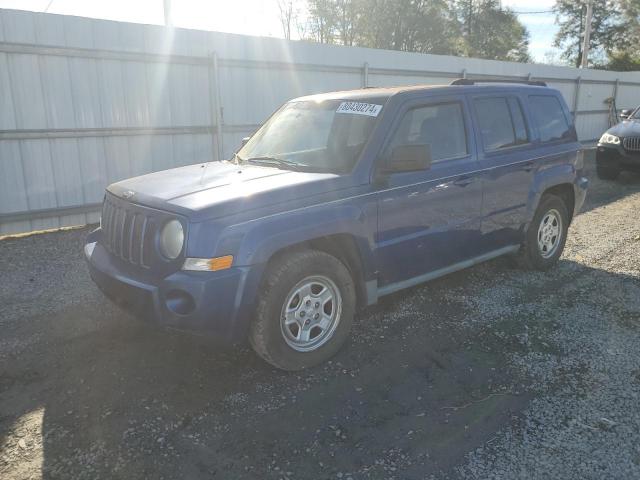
[362,62,369,88]
[461,68,467,79]
[209,51,224,161]
[572,76,582,116]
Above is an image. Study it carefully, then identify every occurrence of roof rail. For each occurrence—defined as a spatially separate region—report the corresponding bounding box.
[450,78,547,87]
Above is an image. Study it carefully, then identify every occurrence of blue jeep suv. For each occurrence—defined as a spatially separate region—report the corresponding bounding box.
[85,79,588,370]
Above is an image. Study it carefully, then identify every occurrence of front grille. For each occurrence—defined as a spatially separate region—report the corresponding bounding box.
[623,136,640,152]
[101,197,155,268]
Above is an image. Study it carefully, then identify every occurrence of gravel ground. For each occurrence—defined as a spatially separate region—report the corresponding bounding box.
[1,151,640,479]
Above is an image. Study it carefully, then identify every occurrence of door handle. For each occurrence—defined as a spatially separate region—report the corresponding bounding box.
[453,176,474,187]
[523,161,535,172]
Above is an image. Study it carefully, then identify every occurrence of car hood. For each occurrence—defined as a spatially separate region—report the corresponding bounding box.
[107,161,343,220]
[608,119,640,137]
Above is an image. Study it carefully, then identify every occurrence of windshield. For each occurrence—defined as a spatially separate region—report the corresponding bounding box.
[237,98,386,173]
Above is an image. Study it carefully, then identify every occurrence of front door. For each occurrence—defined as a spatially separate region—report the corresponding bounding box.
[375,96,484,287]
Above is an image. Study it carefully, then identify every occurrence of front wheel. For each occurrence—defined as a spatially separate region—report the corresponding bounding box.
[517,194,569,271]
[249,250,356,370]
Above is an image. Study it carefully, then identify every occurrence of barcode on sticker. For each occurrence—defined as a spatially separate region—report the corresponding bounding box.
[336,102,383,117]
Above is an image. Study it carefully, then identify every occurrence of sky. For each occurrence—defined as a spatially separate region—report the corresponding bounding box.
[0,0,560,63]
[502,0,559,63]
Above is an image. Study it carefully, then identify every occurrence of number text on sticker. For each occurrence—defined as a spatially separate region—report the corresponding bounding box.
[336,102,383,117]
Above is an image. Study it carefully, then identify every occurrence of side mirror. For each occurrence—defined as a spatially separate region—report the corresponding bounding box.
[620,109,632,120]
[383,144,432,173]
[241,136,251,147]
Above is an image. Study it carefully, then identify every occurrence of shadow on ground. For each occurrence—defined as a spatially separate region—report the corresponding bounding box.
[579,150,640,215]
[2,253,639,479]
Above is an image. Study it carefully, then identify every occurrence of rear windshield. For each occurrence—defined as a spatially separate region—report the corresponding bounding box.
[528,95,573,143]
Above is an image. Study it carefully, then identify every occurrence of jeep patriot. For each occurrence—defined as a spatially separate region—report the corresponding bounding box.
[85,79,589,370]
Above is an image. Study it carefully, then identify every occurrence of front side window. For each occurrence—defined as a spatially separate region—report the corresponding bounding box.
[387,102,468,162]
[528,95,571,143]
[238,98,385,173]
[474,96,528,151]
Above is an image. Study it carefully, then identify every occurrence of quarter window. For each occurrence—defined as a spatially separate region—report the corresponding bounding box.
[528,95,571,143]
[388,102,468,162]
[474,97,528,151]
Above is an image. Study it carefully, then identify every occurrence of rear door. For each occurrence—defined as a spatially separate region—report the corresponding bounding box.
[375,95,484,286]
[470,93,535,249]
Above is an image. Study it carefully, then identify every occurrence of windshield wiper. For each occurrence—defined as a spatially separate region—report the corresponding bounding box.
[244,156,304,171]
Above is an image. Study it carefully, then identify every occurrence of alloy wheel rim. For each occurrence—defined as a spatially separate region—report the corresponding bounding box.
[537,209,562,259]
[280,275,342,352]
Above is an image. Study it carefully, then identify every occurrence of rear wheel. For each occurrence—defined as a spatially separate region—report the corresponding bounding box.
[596,164,620,180]
[249,250,356,370]
[517,194,569,271]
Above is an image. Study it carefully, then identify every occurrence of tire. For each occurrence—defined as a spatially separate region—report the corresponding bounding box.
[249,249,356,370]
[596,164,620,180]
[517,194,569,271]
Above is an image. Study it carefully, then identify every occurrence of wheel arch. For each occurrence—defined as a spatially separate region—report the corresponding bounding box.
[262,233,372,310]
[527,164,577,226]
[542,183,575,223]
[228,203,377,311]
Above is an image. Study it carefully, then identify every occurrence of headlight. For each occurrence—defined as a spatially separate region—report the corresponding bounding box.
[159,219,184,260]
[599,133,620,145]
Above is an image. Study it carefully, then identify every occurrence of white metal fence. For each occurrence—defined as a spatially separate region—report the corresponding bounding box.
[1,8,639,235]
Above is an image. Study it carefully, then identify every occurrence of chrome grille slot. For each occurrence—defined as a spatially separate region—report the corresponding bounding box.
[131,214,144,264]
[100,197,151,269]
[121,210,133,260]
[623,136,640,152]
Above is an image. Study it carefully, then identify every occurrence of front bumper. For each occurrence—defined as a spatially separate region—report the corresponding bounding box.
[84,229,264,342]
[596,144,640,170]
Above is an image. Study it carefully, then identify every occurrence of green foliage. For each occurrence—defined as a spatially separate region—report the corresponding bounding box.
[603,51,640,71]
[456,0,531,62]
[553,0,636,69]
[353,0,464,55]
[301,0,530,61]
[611,0,640,63]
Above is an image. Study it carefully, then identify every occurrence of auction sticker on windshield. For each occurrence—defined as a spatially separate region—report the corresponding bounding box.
[336,101,383,117]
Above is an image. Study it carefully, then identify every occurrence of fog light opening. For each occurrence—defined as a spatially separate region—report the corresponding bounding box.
[165,290,196,316]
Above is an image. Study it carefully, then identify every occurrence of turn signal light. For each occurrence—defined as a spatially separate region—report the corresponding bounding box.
[182,255,234,271]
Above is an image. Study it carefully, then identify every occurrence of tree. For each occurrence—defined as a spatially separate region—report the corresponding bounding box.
[277,0,296,40]
[354,0,463,54]
[456,0,530,62]
[335,0,361,46]
[306,0,338,43]
[304,0,465,55]
[604,51,640,70]
[606,0,640,69]
[618,0,640,44]
[301,0,530,61]
[553,0,623,68]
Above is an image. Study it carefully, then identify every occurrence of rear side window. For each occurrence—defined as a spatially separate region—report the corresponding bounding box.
[474,97,528,151]
[388,102,468,162]
[528,95,571,143]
